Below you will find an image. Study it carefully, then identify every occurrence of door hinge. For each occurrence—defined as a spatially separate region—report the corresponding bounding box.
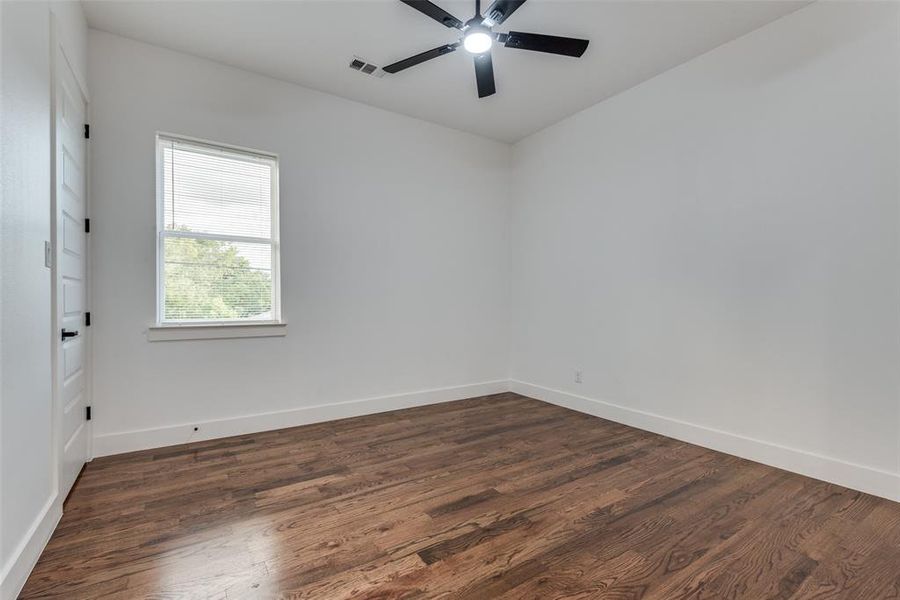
[85,312,91,327]
[84,218,90,233]
[84,123,90,139]
[86,406,92,421]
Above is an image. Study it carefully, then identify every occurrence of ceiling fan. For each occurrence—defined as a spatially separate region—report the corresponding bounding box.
[383,0,589,98]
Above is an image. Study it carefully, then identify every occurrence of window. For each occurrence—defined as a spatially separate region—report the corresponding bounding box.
[155,134,280,328]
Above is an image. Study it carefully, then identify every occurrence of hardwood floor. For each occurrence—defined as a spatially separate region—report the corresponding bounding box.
[21,393,900,599]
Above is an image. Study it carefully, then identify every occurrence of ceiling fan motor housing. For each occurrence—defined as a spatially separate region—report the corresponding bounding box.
[465,16,489,29]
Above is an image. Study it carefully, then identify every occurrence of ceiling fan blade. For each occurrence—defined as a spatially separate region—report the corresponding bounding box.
[502,31,589,57]
[383,42,461,73]
[473,52,496,98]
[480,0,526,27]
[399,0,463,29]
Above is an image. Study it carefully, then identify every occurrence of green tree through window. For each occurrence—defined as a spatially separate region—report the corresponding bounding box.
[164,236,272,321]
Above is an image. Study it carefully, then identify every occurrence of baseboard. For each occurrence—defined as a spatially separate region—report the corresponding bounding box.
[511,380,900,503]
[0,495,62,600]
[86,377,900,496]
[93,380,512,457]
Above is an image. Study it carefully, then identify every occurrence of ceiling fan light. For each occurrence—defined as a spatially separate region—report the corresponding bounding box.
[463,30,493,54]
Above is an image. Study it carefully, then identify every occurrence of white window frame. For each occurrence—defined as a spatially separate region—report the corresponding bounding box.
[150,133,285,341]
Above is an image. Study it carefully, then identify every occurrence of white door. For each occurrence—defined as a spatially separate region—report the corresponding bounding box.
[54,43,90,499]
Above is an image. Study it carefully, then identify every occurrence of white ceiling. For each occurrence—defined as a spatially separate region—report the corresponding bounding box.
[82,0,806,143]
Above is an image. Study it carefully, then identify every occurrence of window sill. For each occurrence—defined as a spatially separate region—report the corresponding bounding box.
[147,322,287,342]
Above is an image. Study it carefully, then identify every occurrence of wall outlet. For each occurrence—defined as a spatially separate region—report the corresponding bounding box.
[574,370,583,384]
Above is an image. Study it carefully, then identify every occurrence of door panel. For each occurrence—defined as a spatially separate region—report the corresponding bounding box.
[61,391,84,448]
[62,148,83,194]
[63,279,83,314]
[62,212,82,254]
[63,338,83,379]
[55,45,89,499]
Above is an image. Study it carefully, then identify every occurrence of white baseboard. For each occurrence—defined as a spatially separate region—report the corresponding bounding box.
[93,380,511,457]
[0,495,62,600]
[511,380,900,503]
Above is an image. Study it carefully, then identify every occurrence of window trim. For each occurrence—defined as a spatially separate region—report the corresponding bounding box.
[154,132,283,330]
[147,322,287,342]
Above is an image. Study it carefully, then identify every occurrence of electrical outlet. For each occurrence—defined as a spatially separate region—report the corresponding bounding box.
[574,370,583,384]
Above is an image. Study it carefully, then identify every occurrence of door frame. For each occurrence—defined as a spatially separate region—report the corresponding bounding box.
[49,13,92,502]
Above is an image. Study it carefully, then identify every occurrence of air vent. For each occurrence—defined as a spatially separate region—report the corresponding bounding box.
[349,56,383,78]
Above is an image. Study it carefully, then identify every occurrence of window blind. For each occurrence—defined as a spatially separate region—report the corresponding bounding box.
[157,135,279,323]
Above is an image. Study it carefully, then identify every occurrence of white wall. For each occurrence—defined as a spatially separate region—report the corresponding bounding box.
[0,3,54,594]
[88,31,511,455]
[510,1,900,500]
[0,2,88,598]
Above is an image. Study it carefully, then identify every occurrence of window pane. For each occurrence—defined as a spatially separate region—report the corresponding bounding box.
[162,141,273,239]
[163,236,273,321]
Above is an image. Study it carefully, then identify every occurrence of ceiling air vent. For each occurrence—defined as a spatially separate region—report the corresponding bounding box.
[349,56,384,78]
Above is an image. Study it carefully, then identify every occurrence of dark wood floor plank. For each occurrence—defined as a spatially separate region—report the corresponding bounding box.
[20,392,900,599]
